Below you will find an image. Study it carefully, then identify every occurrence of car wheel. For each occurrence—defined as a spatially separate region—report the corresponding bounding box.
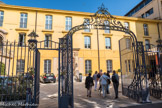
[53,80,56,83]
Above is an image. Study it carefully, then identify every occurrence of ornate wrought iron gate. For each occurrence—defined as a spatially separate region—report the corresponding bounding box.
[145,43,162,99]
[0,39,39,107]
[58,4,151,108]
[58,36,73,108]
[119,38,149,102]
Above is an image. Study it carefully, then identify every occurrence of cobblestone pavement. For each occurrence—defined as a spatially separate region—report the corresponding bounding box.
[39,81,162,108]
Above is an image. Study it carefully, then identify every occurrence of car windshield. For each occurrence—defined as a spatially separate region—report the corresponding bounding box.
[50,73,54,76]
[45,73,50,77]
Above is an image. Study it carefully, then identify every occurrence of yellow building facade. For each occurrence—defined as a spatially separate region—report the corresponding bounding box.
[0,3,162,76]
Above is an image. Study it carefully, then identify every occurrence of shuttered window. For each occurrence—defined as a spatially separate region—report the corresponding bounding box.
[106,60,112,72]
[16,59,25,73]
[44,60,51,73]
[85,60,91,74]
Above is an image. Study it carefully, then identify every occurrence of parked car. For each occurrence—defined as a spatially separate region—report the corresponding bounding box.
[40,73,56,83]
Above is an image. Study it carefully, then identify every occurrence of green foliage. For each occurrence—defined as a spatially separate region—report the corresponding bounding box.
[118,69,121,72]
[0,62,6,75]
[79,73,82,75]
[88,70,92,74]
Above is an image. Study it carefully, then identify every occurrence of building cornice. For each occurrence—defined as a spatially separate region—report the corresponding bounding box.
[0,3,162,23]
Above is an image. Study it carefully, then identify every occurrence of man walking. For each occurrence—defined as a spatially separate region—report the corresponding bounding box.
[100,72,110,98]
[85,73,94,97]
[112,70,119,99]
[106,71,111,94]
[93,71,98,91]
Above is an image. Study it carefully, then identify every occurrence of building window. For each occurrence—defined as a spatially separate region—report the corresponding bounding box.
[128,60,131,72]
[143,24,149,36]
[125,60,128,73]
[0,11,4,26]
[126,38,131,49]
[44,60,51,73]
[85,60,91,74]
[44,34,52,47]
[16,59,25,73]
[105,37,111,49]
[65,17,72,31]
[141,14,145,18]
[145,8,153,17]
[104,20,110,33]
[84,36,91,49]
[126,0,152,17]
[18,33,26,46]
[124,22,129,34]
[84,18,90,32]
[106,60,112,72]
[20,13,27,28]
[45,15,52,30]
[145,39,150,50]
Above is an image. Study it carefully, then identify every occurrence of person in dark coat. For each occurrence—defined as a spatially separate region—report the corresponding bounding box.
[112,70,119,99]
[106,71,111,94]
[85,73,94,97]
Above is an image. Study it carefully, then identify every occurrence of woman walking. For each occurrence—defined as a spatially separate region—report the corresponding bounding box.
[85,73,94,97]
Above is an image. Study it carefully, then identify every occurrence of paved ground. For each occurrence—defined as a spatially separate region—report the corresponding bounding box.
[39,81,162,108]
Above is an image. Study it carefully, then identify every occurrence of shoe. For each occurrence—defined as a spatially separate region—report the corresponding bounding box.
[89,96,91,97]
[115,97,118,99]
[87,95,88,97]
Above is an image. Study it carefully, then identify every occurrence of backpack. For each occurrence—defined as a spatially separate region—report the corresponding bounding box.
[112,75,118,83]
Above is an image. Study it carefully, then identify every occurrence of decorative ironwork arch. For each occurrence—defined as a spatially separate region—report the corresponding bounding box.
[58,4,149,108]
[64,4,137,43]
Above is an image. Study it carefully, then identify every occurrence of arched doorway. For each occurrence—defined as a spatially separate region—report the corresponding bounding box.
[58,4,149,108]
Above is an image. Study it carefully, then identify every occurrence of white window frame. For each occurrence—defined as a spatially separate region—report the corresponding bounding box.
[105,37,111,49]
[44,34,52,48]
[144,24,149,36]
[20,13,27,28]
[106,60,112,72]
[124,22,129,34]
[45,15,52,30]
[65,17,72,31]
[19,33,26,46]
[84,36,91,49]
[85,60,92,74]
[84,18,90,32]
[44,60,51,73]
[0,11,4,26]
[145,39,150,50]
[104,20,110,33]
[16,59,25,73]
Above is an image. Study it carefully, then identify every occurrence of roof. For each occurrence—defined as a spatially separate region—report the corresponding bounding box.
[0,2,161,23]
[125,0,146,16]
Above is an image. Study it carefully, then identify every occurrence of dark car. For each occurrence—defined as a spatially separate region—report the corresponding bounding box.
[40,73,56,83]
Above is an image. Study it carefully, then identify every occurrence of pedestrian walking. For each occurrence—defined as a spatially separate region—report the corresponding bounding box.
[97,70,102,91]
[85,73,94,97]
[100,72,110,98]
[112,70,119,99]
[93,71,98,91]
[106,71,111,94]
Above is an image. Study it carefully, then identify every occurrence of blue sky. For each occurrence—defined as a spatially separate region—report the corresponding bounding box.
[1,0,142,16]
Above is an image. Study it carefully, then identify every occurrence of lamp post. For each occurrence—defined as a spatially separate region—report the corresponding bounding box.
[28,30,38,50]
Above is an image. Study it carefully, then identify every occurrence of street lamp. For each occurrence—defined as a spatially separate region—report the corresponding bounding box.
[28,30,38,40]
[28,30,38,50]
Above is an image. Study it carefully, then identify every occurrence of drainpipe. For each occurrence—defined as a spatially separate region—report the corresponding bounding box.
[35,11,38,33]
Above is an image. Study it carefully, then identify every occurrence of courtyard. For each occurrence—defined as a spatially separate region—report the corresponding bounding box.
[39,81,162,108]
